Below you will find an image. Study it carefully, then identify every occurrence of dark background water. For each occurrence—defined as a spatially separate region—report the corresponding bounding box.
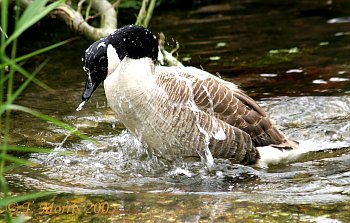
[3,0,350,222]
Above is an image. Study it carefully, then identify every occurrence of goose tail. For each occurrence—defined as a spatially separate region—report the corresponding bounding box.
[255,140,318,168]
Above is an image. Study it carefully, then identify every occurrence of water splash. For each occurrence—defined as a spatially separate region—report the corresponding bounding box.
[76,100,87,111]
[201,84,226,141]
[12,81,348,204]
[185,78,215,168]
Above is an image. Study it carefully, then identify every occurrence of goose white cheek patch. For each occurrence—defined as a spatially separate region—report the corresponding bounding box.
[107,44,120,75]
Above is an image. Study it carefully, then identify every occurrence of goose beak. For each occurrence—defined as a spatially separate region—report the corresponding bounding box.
[77,72,102,111]
[82,73,95,102]
[81,71,102,102]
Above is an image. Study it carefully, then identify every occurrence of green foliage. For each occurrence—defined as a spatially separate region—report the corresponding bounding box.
[0,0,158,221]
[4,0,65,48]
[135,0,157,27]
[5,104,94,142]
[236,47,313,68]
[119,0,143,9]
[0,0,94,221]
[0,191,53,209]
[253,47,302,67]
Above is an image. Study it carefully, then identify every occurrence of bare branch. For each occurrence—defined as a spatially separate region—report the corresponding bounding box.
[15,0,183,67]
[144,0,156,27]
[158,32,183,67]
[84,0,93,21]
[77,0,85,14]
[135,0,156,27]
[19,0,117,40]
[136,0,148,26]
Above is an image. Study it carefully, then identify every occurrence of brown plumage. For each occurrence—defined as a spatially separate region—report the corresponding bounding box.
[104,58,298,165]
[80,25,300,166]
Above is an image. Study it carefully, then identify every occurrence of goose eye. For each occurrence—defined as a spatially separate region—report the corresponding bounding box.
[99,56,106,63]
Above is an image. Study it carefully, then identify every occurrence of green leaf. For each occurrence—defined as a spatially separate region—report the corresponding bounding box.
[0,153,33,165]
[120,0,142,9]
[15,37,77,64]
[3,163,28,173]
[5,104,98,144]
[16,0,48,31]
[1,0,9,45]
[0,38,77,102]
[0,191,54,209]
[10,59,49,103]
[0,145,53,153]
[1,55,53,93]
[0,145,73,156]
[5,0,65,47]
[0,37,78,70]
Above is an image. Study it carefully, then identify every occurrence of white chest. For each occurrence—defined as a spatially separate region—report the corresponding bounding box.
[103,58,160,131]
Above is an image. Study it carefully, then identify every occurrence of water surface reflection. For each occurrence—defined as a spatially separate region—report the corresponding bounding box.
[5,0,350,221]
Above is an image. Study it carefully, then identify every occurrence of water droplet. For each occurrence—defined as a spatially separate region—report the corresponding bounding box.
[213,127,226,140]
[286,69,303,73]
[97,41,106,48]
[76,101,87,111]
[260,73,277,77]
[328,16,350,24]
[312,79,327,84]
[209,56,221,61]
[329,77,349,82]
[216,42,226,48]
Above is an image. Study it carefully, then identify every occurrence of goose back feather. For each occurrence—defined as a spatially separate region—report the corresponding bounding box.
[104,57,296,164]
[80,24,298,166]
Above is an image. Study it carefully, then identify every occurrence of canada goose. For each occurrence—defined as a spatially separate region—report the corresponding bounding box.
[78,25,299,167]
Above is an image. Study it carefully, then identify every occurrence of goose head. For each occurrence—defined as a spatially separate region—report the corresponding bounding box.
[80,25,158,104]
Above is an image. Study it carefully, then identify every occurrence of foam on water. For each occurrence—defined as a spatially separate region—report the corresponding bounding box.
[7,91,349,205]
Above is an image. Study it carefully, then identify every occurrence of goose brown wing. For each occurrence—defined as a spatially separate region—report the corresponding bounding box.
[191,76,289,147]
[155,69,260,164]
[155,66,293,149]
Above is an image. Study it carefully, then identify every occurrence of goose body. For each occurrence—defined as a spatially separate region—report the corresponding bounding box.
[79,25,298,166]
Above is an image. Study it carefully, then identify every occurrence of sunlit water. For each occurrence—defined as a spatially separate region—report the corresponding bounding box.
[4,0,350,221]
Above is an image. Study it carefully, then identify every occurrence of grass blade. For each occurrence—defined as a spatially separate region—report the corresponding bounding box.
[6,104,97,144]
[16,0,48,31]
[2,55,53,93]
[0,191,54,209]
[0,145,73,156]
[1,0,9,45]
[0,37,78,70]
[5,0,65,47]
[0,145,53,153]
[0,25,8,38]
[15,37,77,63]
[11,59,49,103]
[0,153,33,165]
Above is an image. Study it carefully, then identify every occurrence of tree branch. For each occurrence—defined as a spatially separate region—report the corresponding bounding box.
[136,0,156,27]
[53,0,117,40]
[158,32,183,67]
[16,0,183,67]
[19,0,117,40]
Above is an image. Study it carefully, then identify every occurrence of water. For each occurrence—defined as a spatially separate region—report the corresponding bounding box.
[4,0,350,222]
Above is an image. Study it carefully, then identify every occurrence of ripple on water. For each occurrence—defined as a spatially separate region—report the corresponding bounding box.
[5,96,350,204]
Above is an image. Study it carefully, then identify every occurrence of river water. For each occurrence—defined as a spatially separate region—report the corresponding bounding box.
[4,0,350,222]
